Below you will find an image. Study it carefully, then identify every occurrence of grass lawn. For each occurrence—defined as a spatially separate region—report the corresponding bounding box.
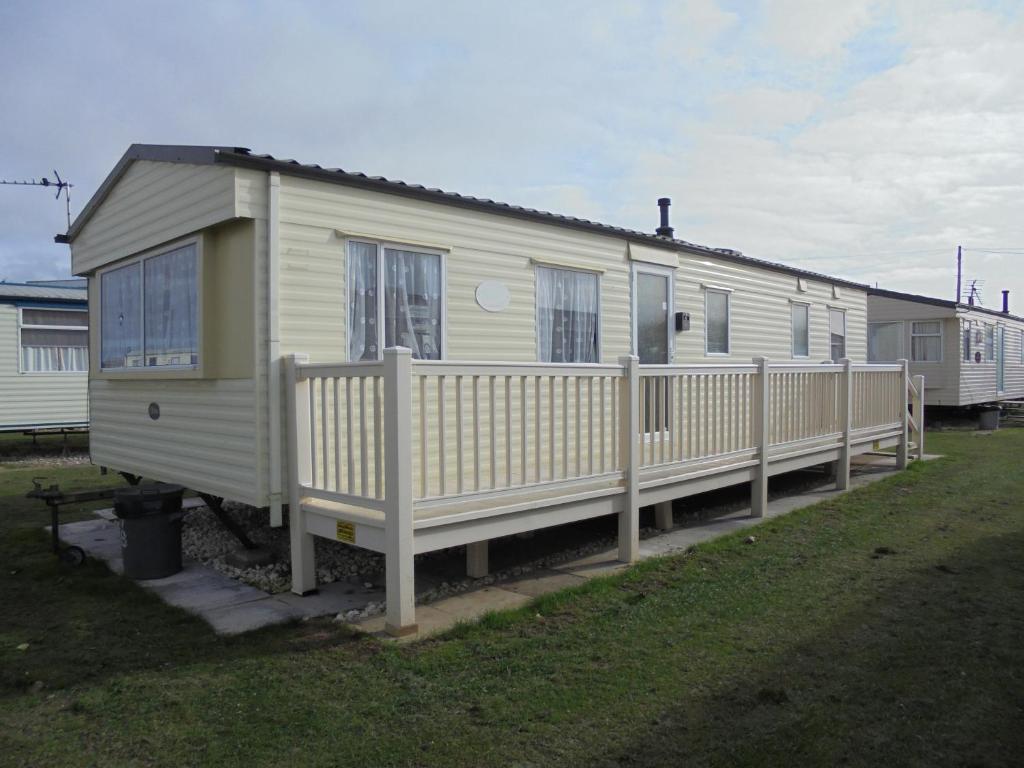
[1,430,1022,767]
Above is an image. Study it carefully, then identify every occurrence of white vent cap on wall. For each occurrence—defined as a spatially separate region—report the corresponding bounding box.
[475,280,511,312]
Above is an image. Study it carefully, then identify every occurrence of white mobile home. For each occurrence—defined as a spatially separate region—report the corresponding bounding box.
[65,145,918,634]
[0,281,88,431]
[868,288,1024,406]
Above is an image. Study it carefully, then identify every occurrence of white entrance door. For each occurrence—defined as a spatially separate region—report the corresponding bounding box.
[632,264,673,364]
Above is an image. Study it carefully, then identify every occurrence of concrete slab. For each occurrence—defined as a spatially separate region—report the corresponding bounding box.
[203,597,304,635]
[503,569,588,598]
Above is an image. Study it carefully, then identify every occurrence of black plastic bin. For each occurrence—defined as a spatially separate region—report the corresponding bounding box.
[114,484,186,580]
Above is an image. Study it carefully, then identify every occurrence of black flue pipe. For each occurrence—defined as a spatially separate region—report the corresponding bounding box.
[656,198,674,238]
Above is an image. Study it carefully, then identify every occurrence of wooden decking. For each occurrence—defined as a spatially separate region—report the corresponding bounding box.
[287,350,924,635]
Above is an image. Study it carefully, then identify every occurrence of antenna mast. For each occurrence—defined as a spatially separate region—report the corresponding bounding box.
[0,171,74,232]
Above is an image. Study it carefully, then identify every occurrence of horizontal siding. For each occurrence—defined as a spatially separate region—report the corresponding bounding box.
[72,161,237,274]
[0,304,88,429]
[959,309,1024,404]
[89,377,260,505]
[276,175,866,366]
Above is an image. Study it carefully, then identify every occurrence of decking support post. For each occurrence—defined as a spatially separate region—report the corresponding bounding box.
[751,357,770,517]
[618,355,640,563]
[914,374,925,460]
[837,357,852,490]
[466,541,488,578]
[654,501,673,531]
[383,347,417,637]
[896,359,910,469]
[286,353,317,595]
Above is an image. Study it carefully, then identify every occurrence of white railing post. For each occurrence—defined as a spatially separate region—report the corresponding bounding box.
[751,357,769,517]
[618,356,640,563]
[914,374,925,460]
[383,347,417,637]
[286,353,316,595]
[896,359,910,469]
[837,358,852,490]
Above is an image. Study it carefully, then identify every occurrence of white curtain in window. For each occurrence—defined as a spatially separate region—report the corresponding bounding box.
[383,248,442,360]
[21,345,87,372]
[348,242,379,361]
[537,267,598,363]
[101,263,142,368]
[911,321,942,362]
[868,322,902,362]
[144,245,197,366]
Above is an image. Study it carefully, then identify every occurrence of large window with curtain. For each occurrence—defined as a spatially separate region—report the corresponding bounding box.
[911,321,942,362]
[868,321,903,362]
[100,241,199,370]
[348,241,444,361]
[829,308,846,362]
[536,266,599,363]
[19,308,88,372]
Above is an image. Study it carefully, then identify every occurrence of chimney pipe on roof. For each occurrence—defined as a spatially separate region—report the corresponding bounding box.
[1002,290,1010,313]
[656,198,674,238]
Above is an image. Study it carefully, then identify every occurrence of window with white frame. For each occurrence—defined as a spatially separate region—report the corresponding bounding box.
[536,266,599,363]
[911,321,942,362]
[985,325,994,361]
[868,321,903,362]
[100,242,198,370]
[705,288,730,355]
[829,308,846,362]
[1020,329,1023,364]
[19,307,88,372]
[348,240,443,361]
[791,302,809,357]
[962,320,972,362]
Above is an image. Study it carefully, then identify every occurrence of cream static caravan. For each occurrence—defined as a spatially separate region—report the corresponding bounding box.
[0,281,88,432]
[868,287,1024,407]
[65,145,919,634]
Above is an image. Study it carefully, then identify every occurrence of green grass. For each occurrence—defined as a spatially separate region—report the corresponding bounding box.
[1,430,1022,767]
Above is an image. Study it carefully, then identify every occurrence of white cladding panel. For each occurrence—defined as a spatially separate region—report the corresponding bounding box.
[0,304,89,429]
[275,175,867,366]
[71,161,237,275]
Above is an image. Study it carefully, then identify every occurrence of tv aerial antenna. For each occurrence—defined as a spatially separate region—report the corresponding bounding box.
[0,171,74,232]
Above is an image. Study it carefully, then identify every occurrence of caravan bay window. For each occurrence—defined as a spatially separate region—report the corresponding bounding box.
[536,266,599,363]
[100,241,199,370]
[19,308,88,372]
[348,241,444,361]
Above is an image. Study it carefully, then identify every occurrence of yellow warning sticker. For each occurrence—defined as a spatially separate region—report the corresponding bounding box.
[336,520,355,543]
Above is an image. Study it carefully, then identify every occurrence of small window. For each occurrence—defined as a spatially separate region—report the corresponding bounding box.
[962,321,972,362]
[829,308,846,362]
[911,321,942,362]
[868,322,903,362]
[100,242,199,370]
[705,289,730,355]
[348,241,444,361]
[536,266,599,363]
[1020,329,1023,364]
[985,326,994,361]
[19,308,88,372]
[791,303,809,357]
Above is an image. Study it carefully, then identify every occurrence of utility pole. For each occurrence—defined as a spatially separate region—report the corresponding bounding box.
[956,244,962,303]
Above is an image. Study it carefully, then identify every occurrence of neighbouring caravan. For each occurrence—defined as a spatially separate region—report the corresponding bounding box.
[0,281,89,431]
[64,145,918,634]
[868,287,1024,406]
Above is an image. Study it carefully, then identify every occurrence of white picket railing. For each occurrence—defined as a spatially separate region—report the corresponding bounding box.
[287,350,919,635]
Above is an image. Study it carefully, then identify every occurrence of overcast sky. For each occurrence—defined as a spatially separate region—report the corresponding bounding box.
[2,0,1022,310]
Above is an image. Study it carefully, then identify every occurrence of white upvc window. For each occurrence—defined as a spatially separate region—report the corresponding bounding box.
[962,320,972,362]
[99,240,200,371]
[911,321,942,362]
[704,287,730,356]
[1020,329,1023,364]
[791,302,810,358]
[984,325,995,361]
[829,308,846,362]
[868,321,903,362]
[347,240,445,361]
[19,307,88,373]
[536,265,600,363]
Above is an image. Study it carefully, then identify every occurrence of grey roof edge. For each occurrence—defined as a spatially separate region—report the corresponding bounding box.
[0,281,88,303]
[868,286,1024,324]
[62,143,869,291]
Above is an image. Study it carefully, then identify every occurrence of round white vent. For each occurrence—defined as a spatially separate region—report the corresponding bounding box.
[475,281,511,312]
